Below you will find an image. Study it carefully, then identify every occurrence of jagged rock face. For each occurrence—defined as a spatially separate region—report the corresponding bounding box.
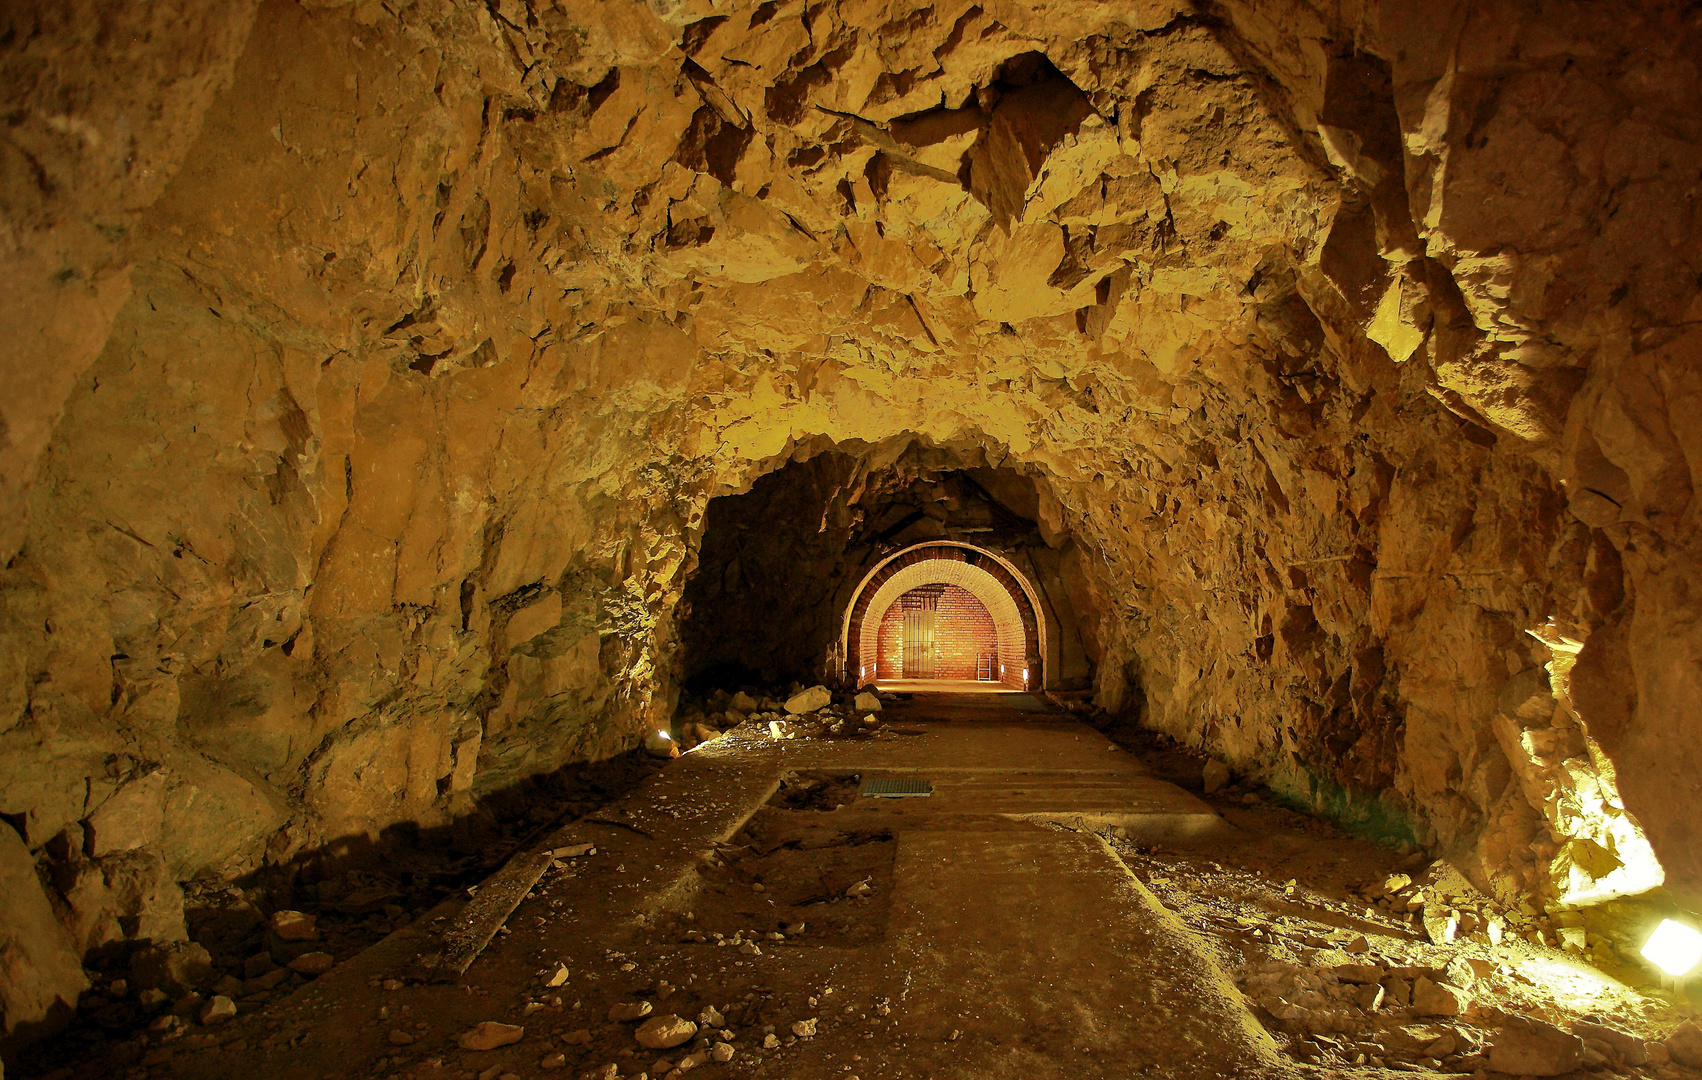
[2,0,1702,1044]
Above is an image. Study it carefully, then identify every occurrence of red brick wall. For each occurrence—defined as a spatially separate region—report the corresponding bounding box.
[847,544,1042,689]
[874,585,1000,681]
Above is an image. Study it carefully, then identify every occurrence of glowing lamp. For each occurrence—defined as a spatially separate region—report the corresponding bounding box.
[1021,667,1029,683]
[1641,919,1702,977]
[657,730,671,741]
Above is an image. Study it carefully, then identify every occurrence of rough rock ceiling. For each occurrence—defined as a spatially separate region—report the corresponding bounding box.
[3,0,1702,1045]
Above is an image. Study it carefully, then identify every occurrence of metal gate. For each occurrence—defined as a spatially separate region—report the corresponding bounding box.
[900,593,938,678]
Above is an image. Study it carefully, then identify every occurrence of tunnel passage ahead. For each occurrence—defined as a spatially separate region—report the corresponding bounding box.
[844,542,1045,691]
[677,451,1098,694]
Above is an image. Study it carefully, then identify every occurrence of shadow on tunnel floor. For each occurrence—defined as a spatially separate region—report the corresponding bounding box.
[9,748,667,1078]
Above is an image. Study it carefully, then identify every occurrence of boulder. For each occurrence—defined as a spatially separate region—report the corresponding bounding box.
[1572,1020,1648,1066]
[83,771,166,857]
[784,686,833,714]
[730,692,760,712]
[269,910,318,942]
[1668,1020,1702,1067]
[853,691,881,712]
[198,995,236,1025]
[1490,1015,1585,1076]
[643,729,678,759]
[286,952,334,976]
[59,847,187,953]
[154,753,287,881]
[0,825,88,1045]
[634,1014,697,1049]
[1201,760,1231,794]
[130,941,214,996]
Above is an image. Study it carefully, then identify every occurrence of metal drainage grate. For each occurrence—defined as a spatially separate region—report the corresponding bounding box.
[860,777,933,798]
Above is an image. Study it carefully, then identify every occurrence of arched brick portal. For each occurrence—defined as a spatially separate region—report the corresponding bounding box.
[843,543,1045,690]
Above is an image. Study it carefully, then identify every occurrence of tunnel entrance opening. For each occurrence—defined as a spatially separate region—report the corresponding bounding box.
[843,541,1045,693]
[676,448,1091,700]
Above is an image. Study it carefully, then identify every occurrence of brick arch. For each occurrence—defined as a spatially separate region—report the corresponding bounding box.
[843,543,1045,690]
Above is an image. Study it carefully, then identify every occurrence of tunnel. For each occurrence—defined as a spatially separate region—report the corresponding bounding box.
[844,543,1045,691]
[4,0,1702,1076]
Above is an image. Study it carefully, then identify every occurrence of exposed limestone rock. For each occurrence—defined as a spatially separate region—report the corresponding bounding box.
[1489,1015,1585,1077]
[783,687,833,715]
[3,0,1702,1050]
[0,825,87,1048]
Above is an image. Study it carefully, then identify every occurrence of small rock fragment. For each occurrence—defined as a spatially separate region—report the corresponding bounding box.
[1343,935,1370,954]
[389,1030,415,1045]
[1445,955,1491,987]
[459,1022,525,1051]
[711,1042,734,1062]
[1410,976,1467,1017]
[1422,908,1459,945]
[1383,978,1411,1007]
[544,963,571,988]
[1423,1034,1457,1058]
[791,1017,818,1038]
[540,1052,567,1069]
[634,1014,697,1049]
[287,952,334,976]
[270,910,318,942]
[198,996,236,1025]
[853,691,881,712]
[1331,963,1384,984]
[1353,983,1385,1012]
[697,1005,724,1028]
[609,1000,654,1021]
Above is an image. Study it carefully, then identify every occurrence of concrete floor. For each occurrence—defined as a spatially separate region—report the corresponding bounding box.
[872,679,1021,694]
[154,701,1292,1080]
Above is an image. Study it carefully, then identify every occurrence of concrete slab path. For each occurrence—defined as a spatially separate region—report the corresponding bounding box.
[168,700,1293,1080]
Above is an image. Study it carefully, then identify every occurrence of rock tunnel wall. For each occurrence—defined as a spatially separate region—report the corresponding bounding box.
[3,0,1702,1045]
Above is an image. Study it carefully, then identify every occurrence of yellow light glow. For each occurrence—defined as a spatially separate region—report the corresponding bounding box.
[1642,919,1702,977]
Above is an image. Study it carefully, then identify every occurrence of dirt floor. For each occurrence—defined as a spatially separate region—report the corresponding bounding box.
[1102,721,1701,1078]
[11,689,1702,1080]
